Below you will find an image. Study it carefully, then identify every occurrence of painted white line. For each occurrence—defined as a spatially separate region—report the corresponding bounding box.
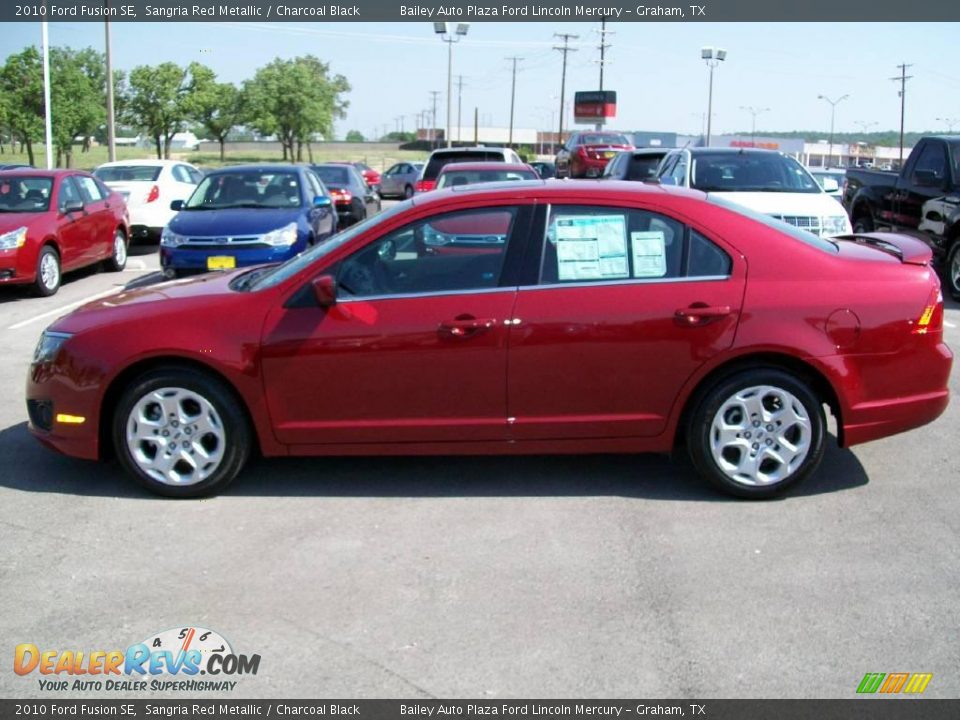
[7,286,123,331]
[945,321,957,329]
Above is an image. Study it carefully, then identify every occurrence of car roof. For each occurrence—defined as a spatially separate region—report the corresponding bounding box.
[437,162,534,173]
[0,169,86,178]
[680,147,785,156]
[429,146,513,156]
[206,164,305,174]
[96,159,187,167]
[410,178,704,206]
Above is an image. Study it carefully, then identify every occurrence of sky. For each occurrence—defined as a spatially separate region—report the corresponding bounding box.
[1,21,958,140]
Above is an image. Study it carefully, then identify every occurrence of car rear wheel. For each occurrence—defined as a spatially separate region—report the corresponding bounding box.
[403,185,414,199]
[34,246,61,297]
[945,241,960,301]
[113,368,251,498]
[687,369,826,499]
[104,229,128,272]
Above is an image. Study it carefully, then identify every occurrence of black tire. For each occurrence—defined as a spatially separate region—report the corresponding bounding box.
[852,213,874,234]
[33,245,61,297]
[112,368,251,498]
[104,228,128,272]
[945,241,960,301]
[403,184,414,199]
[687,369,826,499]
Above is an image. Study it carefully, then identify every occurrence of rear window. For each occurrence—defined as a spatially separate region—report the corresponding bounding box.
[627,155,666,181]
[424,151,506,180]
[313,166,351,187]
[579,133,631,146]
[94,165,162,182]
[437,168,537,188]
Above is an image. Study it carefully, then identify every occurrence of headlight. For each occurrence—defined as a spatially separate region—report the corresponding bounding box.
[160,227,187,247]
[822,215,852,236]
[262,222,298,247]
[33,331,72,364]
[0,226,27,250]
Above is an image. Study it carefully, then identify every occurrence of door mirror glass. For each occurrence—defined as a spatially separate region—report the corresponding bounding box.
[170,199,184,211]
[312,274,337,307]
[62,200,84,214]
[313,195,332,208]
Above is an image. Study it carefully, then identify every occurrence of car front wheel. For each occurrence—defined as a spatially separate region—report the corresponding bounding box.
[34,245,61,297]
[687,369,826,499]
[113,368,251,498]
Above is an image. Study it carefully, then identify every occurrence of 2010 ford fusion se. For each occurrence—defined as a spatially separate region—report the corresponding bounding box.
[26,181,952,498]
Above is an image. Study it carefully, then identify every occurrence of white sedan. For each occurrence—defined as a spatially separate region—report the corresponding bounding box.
[93,160,203,242]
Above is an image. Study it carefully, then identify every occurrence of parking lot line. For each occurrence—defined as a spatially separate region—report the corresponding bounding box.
[7,287,123,331]
[945,321,957,328]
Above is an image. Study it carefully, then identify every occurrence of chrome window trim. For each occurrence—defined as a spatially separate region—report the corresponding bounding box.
[520,275,731,292]
[338,286,518,303]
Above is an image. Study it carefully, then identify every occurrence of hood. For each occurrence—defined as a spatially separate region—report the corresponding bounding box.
[0,212,48,230]
[708,191,847,218]
[49,270,247,334]
[167,207,301,237]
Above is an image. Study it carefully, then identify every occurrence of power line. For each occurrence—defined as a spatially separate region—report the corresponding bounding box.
[593,19,614,131]
[429,90,442,146]
[889,63,913,166]
[553,33,579,149]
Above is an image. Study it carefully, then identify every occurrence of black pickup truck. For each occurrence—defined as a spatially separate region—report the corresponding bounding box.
[843,135,960,299]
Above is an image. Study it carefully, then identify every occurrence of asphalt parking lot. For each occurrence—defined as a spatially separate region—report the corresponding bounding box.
[1,213,958,699]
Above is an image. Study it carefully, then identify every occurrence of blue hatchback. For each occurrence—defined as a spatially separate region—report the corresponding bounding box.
[160,164,336,277]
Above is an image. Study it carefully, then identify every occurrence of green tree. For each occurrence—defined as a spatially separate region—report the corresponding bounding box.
[183,63,241,162]
[345,129,365,142]
[50,47,105,167]
[0,47,44,166]
[243,56,350,162]
[122,62,191,159]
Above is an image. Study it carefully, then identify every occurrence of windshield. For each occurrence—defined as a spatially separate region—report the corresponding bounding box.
[424,152,506,181]
[312,166,352,187]
[708,195,838,253]
[436,168,537,188]
[691,153,821,193]
[245,199,414,291]
[0,176,53,212]
[184,170,302,210]
[94,165,162,182]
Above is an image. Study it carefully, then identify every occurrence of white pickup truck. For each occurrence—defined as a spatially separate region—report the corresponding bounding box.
[656,147,852,238]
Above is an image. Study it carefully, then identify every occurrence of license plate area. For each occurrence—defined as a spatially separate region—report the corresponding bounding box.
[207,255,236,270]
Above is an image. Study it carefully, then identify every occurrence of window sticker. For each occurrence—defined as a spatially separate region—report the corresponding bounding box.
[631,231,667,277]
[553,214,628,281]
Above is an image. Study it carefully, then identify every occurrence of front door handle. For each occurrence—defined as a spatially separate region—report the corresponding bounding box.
[438,315,497,339]
[675,304,732,326]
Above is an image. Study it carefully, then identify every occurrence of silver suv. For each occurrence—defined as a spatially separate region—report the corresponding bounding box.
[418,147,523,192]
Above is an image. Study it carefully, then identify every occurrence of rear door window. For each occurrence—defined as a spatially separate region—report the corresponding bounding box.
[423,152,507,181]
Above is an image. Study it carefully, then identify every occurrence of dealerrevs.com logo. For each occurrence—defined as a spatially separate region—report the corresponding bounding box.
[14,627,260,693]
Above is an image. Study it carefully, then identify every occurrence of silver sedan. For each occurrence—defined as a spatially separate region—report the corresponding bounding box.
[379,162,424,199]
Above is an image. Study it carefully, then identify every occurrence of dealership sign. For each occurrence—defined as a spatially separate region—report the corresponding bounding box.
[574,91,617,124]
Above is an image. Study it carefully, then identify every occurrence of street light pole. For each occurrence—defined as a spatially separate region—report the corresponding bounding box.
[701,47,727,147]
[817,94,849,168]
[435,22,470,149]
[936,117,959,133]
[740,106,770,146]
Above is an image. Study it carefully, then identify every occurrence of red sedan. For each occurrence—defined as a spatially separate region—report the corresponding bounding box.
[26,181,951,498]
[0,170,130,296]
[555,131,635,178]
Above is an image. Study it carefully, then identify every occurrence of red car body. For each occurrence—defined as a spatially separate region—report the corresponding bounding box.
[556,132,636,178]
[26,181,951,497]
[0,170,129,294]
[329,161,381,190]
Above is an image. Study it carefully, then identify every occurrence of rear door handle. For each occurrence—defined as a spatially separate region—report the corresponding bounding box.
[438,315,497,339]
[675,304,732,326]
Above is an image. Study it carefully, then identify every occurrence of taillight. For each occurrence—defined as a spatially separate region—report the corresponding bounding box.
[146,185,160,203]
[331,189,352,204]
[913,285,943,335]
[416,180,435,193]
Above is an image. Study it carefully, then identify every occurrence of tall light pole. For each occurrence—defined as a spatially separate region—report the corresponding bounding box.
[701,47,727,147]
[739,106,769,146]
[435,22,469,148]
[936,117,959,133]
[854,120,877,136]
[817,94,849,168]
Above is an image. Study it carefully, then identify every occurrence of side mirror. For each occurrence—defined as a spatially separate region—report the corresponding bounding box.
[658,176,677,186]
[62,200,84,214]
[821,178,840,192]
[311,274,337,307]
[313,195,332,208]
[170,199,184,211]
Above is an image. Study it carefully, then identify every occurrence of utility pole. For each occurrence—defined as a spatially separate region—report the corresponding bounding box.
[553,33,579,152]
[890,63,913,167]
[456,75,466,143]
[506,57,523,147]
[104,13,116,162]
[594,18,613,131]
[429,91,442,146]
[474,107,479,145]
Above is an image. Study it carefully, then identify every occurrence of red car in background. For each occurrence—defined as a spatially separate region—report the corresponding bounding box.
[329,161,381,192]
[0,170,130,296]
[26,181,950,499]
[555,131,636,178]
